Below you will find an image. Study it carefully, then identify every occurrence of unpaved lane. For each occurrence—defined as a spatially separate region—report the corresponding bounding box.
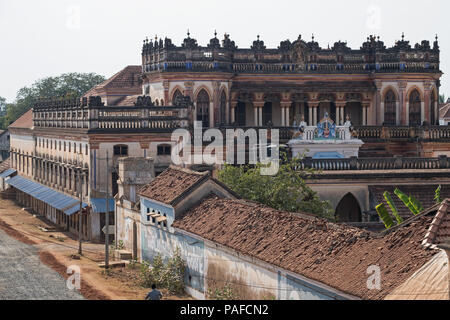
[0,228,84,300]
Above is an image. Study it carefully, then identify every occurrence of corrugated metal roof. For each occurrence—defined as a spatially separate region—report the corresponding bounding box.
[90,198,115,213]
[0,169,16,179]
[6,175,87,215]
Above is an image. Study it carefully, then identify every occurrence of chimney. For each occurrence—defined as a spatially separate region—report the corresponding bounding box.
[118,157,155,203]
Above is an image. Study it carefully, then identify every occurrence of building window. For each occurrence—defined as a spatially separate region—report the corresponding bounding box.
[68,143,71,153]
[157,145,171,156]
[384,90,397,125]
[85,145,88,155]
[64,142,66,151]
[409,90,421,126]
[196,89,210,127]
[113,145,128,156]
[74,143,77,153]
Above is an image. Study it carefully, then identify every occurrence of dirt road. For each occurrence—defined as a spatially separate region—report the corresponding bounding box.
[0,227,84,300]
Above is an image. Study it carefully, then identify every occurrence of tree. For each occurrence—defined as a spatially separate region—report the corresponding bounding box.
[0,73,105,129]
[0,96,6,116]
[440,94,447,104]
[218,156,334,220]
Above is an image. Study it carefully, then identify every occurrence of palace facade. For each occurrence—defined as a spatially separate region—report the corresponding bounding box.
[142,33,441,128]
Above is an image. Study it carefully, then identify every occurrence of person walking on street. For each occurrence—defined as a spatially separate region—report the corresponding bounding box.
[145,284,163,300]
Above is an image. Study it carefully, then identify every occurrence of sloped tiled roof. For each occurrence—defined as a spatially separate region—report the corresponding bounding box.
[138,166,209,205]
[84,65,142,97]
[423,199,450,247]
[8,109,33,129]
[113,95,140,106]
[369,185,450,220]
[439,103,450,119]
[0,158,10,173]
[173,196,438,300]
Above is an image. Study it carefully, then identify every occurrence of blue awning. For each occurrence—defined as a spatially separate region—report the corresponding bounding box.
[0,169,16,179]
[90,198,115,213]
[6,175,88,216]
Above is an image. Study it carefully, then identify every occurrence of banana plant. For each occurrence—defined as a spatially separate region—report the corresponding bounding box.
[383,191,403,224]
[394,188,421,215]
[376,203,394,229]
[434,185,442,204]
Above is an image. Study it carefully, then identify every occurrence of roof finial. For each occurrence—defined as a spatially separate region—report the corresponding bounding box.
[187,29,190,38]
[257,34,260,41]
[435,34,438,41]
[155,35,158,42]
[402,32,405,41]
[312,33,315,41]
[214,29,217,38]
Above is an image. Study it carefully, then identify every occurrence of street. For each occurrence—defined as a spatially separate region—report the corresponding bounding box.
[0,227,84,300]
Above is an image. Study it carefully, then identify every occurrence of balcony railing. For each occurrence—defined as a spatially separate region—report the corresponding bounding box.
[298,156,450,171]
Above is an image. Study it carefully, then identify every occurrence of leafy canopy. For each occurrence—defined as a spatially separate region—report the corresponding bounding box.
[0,72,105,129]
[218,156,334,220]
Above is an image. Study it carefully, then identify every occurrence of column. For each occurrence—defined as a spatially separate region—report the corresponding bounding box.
[421,101,425,124]
[231,105,236,124]
[308,105,312,125]
[396,101,400,125]
[380,101,385,124]
[399,82,407,125]
[335,103,345,125]
[435,101,439,125]
[362,103,369,126]
[281,107,285,126]
[406,101,410,126]
[285,107,290,127]
[253,101,264,127]
[209,102,214,128]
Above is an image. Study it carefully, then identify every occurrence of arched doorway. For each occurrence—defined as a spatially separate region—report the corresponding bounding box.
[196,89,210,127]
[235,101,246,126]
[384,90,397,125]
[262,102,272,126]
[335,193,362,222]
[409,89,421,126]
[172,89,183,105]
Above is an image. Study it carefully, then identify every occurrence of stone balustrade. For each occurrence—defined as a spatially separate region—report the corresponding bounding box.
[298,155,449,171]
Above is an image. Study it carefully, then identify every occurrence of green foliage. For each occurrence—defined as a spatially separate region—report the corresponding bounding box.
[383,191,403,224]
[440,94,446,103]
[207,284,236,300]
[394,188,421,215]
[139,247,186,294]
[376,203,394,229]
[434,185,442,204]
[0,73,105,129]
[218,155,334,220]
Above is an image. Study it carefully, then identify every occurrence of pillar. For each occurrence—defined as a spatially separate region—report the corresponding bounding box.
[209,102,214,128]
[335,103,346,125]
[399,82,407,125]
[230,102,237,124]
[396,101,400,125]
[281,107,285,126]
[308,105,313,125]
[309,103,319,126]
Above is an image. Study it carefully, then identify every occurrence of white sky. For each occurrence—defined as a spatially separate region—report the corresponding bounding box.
[0,0,449,102]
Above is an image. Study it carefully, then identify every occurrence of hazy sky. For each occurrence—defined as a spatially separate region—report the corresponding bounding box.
[0,0,449,102]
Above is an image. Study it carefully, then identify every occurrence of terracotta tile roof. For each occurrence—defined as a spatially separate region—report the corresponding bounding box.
[138,166,210,205]
[0,158,10,173]
[439,103,450,119]
[114,95,140,106]
[422,199,450,247]
[173,196,438,300]
[369,185,450,220]
[8,109,33,129]
[84,65,142,97]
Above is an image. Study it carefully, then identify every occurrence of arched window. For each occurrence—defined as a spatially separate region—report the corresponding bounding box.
[384,90,397,125]
[335,193,362,222]
[160,99,164,106]
[155,99,159,106]
[409,90,421,126]
[172,89,183,105]
[196,89,210,127]
[220,91,227,125]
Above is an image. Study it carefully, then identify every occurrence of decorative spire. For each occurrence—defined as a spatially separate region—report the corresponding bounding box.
[257,34,260,41]
[187,29,190,38]
[401,32,405,41]
[312,33,314,42]
[155,35,158,42]
[435,34,438,41]
[214,29,217,38]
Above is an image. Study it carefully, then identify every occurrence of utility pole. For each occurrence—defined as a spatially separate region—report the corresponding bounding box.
[78,168,83,255]
[105,151,110,269]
